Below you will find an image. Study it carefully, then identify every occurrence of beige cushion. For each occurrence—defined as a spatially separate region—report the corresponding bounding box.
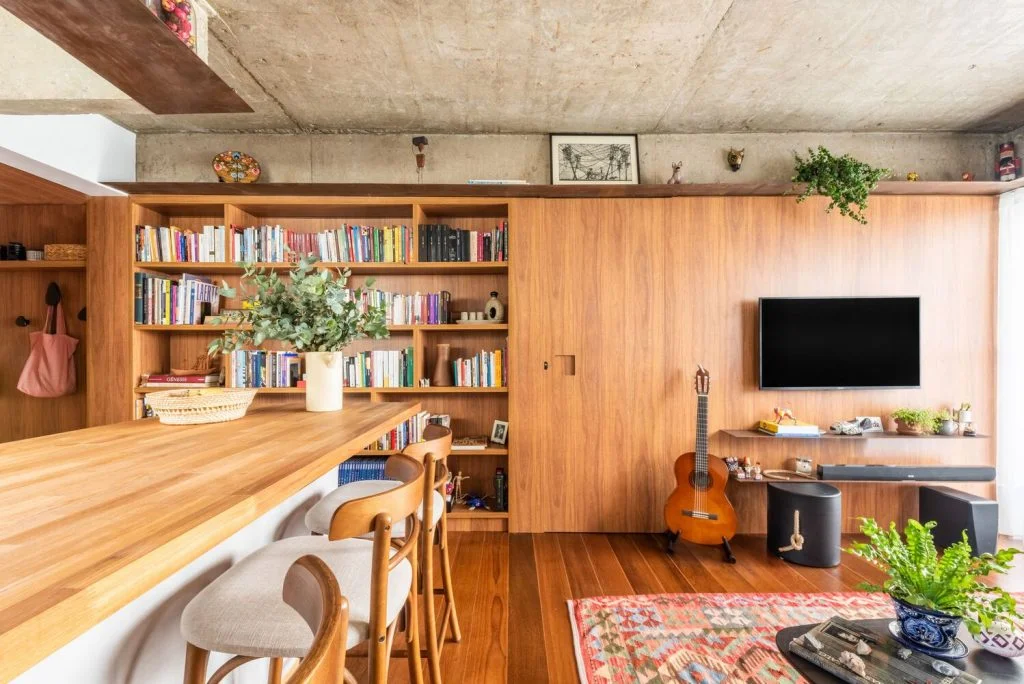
[181,536,412,658]
[305,480,444,536]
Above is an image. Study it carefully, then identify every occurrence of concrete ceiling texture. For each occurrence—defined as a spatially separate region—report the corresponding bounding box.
[3,0,1024,134]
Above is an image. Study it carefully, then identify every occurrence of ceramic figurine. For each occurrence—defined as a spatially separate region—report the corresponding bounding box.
[753,463,763,481]
[907,171,920,181]
[667,162,684,184]
[962,171,975,181]
[412,136,429,182]
[727,148,745,172]
[773,407,796,424]
[485,291,505,322]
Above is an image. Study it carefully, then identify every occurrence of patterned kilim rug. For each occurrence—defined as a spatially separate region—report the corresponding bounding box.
[569,592,895,683]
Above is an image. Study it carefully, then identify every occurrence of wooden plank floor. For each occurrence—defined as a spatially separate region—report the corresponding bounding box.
[364,532,1024,684]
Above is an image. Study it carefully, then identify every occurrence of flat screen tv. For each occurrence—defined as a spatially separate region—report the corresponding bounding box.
[759,297,920,390]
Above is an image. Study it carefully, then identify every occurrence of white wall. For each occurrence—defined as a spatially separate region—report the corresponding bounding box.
[998,188,1024,539]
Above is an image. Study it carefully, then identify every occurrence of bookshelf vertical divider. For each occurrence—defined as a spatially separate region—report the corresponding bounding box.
[123,195,511,531]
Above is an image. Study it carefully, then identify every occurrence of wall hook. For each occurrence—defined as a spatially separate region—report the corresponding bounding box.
[16,316,30,327]
[78,307,86,321]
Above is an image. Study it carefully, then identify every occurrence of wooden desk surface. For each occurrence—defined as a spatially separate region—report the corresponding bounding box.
[0,399,420,681]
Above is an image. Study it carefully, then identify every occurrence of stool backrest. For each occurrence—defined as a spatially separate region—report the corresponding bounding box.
[282,555,349,684]
[402,425,452,530]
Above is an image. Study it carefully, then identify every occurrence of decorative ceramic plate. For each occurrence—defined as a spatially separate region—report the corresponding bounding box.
[212,151,261,183]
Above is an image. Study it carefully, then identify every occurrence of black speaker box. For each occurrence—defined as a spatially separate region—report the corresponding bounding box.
[918,486,998,555]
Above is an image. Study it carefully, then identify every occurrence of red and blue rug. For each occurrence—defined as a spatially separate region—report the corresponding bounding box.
[568,592,894,683]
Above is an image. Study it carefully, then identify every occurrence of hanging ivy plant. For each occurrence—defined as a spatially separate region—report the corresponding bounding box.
[792,146,890,224]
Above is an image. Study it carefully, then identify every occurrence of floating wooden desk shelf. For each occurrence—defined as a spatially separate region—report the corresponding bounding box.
[134,261,508,275]
[135,386,507,395]
[0,261,86,271]
[721,429,989,440]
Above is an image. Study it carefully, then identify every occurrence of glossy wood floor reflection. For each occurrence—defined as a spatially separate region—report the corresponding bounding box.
[355,533,1023,684]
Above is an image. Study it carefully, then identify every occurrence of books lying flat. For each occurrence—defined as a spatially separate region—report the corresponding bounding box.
[141,373,220,388]
[451,436,489,451]
[789,616,979,684]
[758,419,821,437]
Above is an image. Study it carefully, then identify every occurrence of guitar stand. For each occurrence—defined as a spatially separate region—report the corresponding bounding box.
[720,536,736,564]
[664,529,679,554]
[663,530,738,564]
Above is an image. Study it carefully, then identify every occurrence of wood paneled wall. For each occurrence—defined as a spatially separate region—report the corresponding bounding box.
[0,205,87,442]
[510,196,997,533]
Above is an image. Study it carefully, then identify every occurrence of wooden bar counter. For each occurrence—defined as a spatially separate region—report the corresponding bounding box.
[0,398,419,682]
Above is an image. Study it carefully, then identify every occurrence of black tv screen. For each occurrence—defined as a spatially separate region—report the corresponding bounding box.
[759,297,920,390]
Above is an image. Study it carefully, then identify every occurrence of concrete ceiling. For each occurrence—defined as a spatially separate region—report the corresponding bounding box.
[3,0,1024,134]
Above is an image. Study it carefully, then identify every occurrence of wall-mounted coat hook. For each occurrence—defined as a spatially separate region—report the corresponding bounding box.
[16,316,30,327]
[78,307,86,322]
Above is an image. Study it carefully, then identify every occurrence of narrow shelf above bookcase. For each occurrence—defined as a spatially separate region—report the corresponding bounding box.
[133,322,507,332]
[0,261,86,271]
[134,386,508,395]
[134,261,508,275]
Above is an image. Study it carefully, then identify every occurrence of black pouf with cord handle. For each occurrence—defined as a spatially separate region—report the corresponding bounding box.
[767,482,842,568]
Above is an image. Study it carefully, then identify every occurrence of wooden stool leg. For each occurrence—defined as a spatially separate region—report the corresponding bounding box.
[267,657,283,684]
[406,541,425,684]
[438,512,461,643]
[183,643,209,684]
[422,522,443,684]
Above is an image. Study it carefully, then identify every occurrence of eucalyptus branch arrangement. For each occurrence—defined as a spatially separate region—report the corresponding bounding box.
[792,146,890,224]
[846,518,1022,634]
[207,255,389,356]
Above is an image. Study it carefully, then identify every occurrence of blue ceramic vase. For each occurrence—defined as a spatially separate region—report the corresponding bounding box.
[891,596,963,655]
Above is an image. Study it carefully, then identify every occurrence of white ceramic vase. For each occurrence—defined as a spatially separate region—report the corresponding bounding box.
[304,351,343,412]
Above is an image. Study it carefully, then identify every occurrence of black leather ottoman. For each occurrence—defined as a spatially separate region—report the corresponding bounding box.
[767,482,842,568]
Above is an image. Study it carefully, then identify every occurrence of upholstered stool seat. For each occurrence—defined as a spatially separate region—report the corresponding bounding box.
[181,535,413,658]
[306,480,445,536]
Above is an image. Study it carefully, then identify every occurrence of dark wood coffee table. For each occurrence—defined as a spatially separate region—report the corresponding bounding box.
[776,618,1023,683]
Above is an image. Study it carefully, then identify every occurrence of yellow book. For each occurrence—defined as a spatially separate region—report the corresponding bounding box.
[757,419,819,435]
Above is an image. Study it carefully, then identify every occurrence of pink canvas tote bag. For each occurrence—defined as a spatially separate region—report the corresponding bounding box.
[17,302,79,398]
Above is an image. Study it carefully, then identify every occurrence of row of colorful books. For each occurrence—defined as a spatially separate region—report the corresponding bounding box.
[226,350,301,388]
[135,225,227,263]
[347,288,451,325]
[418,222,508,262]
[362,410,448,452]
[453,348,506,387]
[345,348,415,388]
[232,224,413,264]
[133,273,221,325]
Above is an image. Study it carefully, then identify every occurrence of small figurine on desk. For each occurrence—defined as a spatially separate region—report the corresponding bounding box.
[742,456,754,480]
[752,463,763,481]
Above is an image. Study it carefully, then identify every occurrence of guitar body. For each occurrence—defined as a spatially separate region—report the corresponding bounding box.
[664,450,738,545]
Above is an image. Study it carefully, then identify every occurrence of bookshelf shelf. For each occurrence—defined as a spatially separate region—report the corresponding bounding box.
[134,261,508,276]
[0,261,86,271]
[135,386,506,395]
[357,446,508,456]
[133,322,507,333]
[448,505,508,520]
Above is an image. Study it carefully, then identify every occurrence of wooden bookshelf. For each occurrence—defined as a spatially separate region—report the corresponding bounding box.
[124,196,511,531]
[0,260,86,271]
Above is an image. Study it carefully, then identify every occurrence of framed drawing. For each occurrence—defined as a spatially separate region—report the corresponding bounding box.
[550,134,639,185]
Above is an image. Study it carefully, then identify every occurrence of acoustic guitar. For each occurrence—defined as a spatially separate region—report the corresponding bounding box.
[664,366,738,561]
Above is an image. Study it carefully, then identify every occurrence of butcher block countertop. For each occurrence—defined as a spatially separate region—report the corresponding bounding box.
[0,399,420,681]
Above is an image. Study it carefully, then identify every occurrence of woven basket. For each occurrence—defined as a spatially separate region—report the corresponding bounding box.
[44,244,87,261]
[146,388,257,425]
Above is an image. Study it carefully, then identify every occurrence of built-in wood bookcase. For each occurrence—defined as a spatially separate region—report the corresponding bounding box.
[127,196,511,531]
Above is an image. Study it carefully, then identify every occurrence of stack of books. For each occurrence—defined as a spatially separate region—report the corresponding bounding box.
[227,350,301,388]
[417,221,508,262]
[135,225,226,262]
[231,224,412,263]
[134,273,221,325]
[344,348,414,388]
[757,419,821,438]
[338,457,388,485]
[452,436,489,451]
[453,348,506,387]
[140,373,220,389]
[347,288,451,325]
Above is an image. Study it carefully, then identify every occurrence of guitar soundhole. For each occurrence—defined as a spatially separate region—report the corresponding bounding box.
[688,472,712,491]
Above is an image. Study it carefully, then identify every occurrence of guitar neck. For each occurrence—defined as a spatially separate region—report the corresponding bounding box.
[696,394,708,474]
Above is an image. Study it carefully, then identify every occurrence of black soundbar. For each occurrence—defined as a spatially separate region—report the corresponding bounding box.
[816,464,995,482]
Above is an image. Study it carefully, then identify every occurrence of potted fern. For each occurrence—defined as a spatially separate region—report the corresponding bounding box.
[208,256,388,412]
[792,146,889,224]
[846,518,1021,657]
[890,407,938,435]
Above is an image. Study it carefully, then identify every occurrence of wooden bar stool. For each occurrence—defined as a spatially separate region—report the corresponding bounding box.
[181,454,426,684]
[306,425,460,684]
[281,555,348,683]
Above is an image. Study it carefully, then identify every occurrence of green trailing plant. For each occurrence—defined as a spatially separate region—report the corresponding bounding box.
[937,408,954,422]
[208,255,389,355]
[792,146,890,224]
[846,518,1022,634]
[890,407,940,433]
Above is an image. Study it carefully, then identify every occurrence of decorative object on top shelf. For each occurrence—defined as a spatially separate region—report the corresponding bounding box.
[958,402,975,435]
[160,0,199,52]
[997,142,1021,181]
[906,171,920,181]
[412,136,428,183]
[890,407,939,435]
[962,171,976,182]
[727,147,745,172]
[936,409,959,436]
[484,291,505,323]
[666,162,684,184]
[792,146,890,224]
[431,343,454,387]
[208,256,388,412]
[551,134,639,185]
[490,419,508,445]
[845,517,1022,657]
[212,151,261,183]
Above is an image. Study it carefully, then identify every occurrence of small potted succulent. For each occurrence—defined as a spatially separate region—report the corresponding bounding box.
[209,256,388,412]
[936,409,959,436]
[847,518,1022,657]
[890,408,938,435]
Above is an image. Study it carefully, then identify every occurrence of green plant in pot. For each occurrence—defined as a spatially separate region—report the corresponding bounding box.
[792,146,890,224]
[208,256,388,412]
[936,408,959,436]
[847,518,1022,657]
[890,407,938,435]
